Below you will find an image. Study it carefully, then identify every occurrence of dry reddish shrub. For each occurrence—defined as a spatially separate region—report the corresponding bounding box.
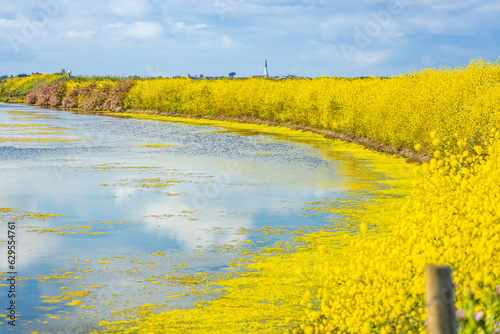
[102,79,135,111]
[24,78,135,111]
[61,86,80,108]
[26,81,67,106]
[47,81,66,107]
[34,83,52,105]
[25,91,37,104]
[80,83,112,111]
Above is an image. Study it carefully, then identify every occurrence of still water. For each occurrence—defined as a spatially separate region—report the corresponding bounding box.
[0,103,386,333]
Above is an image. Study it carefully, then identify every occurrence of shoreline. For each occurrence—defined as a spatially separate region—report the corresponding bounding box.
[120,108,430,164]
[0,100,430,164]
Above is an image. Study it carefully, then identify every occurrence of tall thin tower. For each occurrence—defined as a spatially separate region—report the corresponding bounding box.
[264,59,268,78]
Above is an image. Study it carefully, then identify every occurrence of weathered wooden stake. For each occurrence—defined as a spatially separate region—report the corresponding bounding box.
[425,265,457,334]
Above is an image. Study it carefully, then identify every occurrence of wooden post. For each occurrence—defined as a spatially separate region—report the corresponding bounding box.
[425,265,457,334]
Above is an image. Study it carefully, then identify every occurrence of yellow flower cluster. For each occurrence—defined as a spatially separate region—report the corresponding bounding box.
[0,73,60,98]
[293,131,500,334]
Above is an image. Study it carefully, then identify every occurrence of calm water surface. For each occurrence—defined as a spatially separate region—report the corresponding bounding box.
[0,104,384,333]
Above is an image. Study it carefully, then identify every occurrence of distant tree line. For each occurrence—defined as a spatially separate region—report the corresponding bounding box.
[1,73,43,80]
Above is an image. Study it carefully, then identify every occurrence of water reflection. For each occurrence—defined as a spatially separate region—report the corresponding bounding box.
[0,103,387,332]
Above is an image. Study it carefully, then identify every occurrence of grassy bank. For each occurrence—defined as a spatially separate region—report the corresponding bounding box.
[1,59,500,333]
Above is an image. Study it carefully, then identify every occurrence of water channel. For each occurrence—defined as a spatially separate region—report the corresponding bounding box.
[0,103,394,333]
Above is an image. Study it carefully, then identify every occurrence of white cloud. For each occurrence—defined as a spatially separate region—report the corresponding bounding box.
[219,34,239,48]
[196,34,241,50]
[124,21,164,39]
[320,14,376,43]
[161,18,237,50]
[429,1,473,11]
[109,0,151,16]
[350,49,393,66]
[61,30,96,39]
[229,3,307,16]
[102,22,126,30]
[320,15,364,32]
[170,21,212,34]
[408,16,446,34]
[302,40,393,67]
[406,14,478,36]
[475,2,500,12]
[0,18,20,28]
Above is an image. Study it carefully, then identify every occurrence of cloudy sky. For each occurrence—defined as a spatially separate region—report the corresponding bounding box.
[0,0,499,78]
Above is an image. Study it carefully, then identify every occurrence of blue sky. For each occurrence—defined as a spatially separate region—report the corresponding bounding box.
[1,0,499,78]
